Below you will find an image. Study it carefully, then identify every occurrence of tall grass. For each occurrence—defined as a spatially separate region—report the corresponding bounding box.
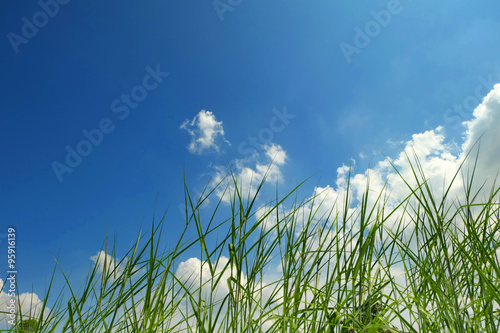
[3,155,500,332]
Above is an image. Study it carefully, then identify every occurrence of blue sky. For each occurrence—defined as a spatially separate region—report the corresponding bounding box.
[2,0,500,325]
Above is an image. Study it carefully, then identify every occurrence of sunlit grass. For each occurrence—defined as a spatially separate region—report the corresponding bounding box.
[3,153,500,332]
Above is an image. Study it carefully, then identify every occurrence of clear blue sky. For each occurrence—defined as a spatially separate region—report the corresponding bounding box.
[1,0,500,323]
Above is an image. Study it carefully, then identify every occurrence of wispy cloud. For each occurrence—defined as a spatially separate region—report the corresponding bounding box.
[180,110,229,154]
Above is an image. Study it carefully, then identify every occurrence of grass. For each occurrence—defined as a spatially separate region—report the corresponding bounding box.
[2,153,500,332]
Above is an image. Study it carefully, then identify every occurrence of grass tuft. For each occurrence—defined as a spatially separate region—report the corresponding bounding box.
[3,155,500,332]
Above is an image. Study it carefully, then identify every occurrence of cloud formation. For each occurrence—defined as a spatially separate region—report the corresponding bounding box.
[267,83,500,253]
[180,110,229,154]
[211,143,287,204]
[251,83,500,304]
[171,83,500,331]
[0,279,49,327]
[461,84,500,185]
[90,251,126,280]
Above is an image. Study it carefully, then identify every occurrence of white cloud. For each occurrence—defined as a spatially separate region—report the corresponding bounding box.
[176,256,245,299]
[248,84,500,298]
[0,279,49,327]
[212,143,287,204]
[174,255,283,330]
[255,204,284,231]
[276,84,500,255]
[264,143,287,165]
[461,84,500,189]
[170,84,500,332]
[180,110,229,154]
[90,251,125,280]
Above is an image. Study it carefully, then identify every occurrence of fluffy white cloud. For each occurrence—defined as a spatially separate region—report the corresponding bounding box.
[174,255,281,331]
[250,84,500,302]
[90,251,125,280]
[0,279,49,327]
[212,143,287,204]
[176,256,245,299]
[267,84,500,269]
[172,84,500,332]
[461,84,500,189]
[264,143,287,165]
[180,110,229,154]
[255,205,279,231]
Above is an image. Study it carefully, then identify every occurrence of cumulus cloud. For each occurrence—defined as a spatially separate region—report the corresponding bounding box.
[0,279,49,327]
[247,85,500,304]
[171,84,500,331]
[461,84,500,186]
[176,256,245,299]
[264,143,287,165]
[90,251,125,280]
[174,255,280,330]
[255,205,280,231]
[211,143,287,204]
[180,110,229,154]
[269,83,500,256]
